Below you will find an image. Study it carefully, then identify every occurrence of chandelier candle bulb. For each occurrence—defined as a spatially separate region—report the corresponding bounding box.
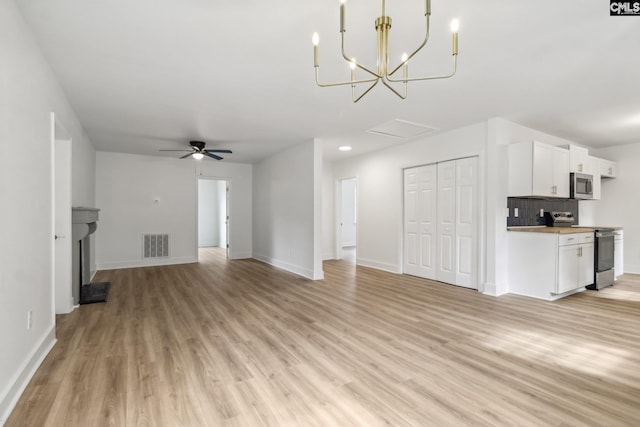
[450,19,459,55]
[350,59,356,86]
[402,53,408,80]
[312,32,319,66]
[450,19,459,56]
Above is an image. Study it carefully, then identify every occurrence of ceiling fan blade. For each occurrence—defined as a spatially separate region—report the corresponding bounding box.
[204,149,232,154]
[159,149,192,152]
[204,152,223,160]
[179,153,194,159]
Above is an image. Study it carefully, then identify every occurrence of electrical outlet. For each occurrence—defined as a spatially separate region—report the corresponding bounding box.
[27,310,32,330]
[514,208,519,218]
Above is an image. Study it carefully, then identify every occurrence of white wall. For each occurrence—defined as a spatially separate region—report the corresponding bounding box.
[253,139,324,280]
[96,152,252,269]
[591,144,640,273]
[0,1,95,423]
[332,122,487,275]
[322,160,335,260]
[198,179,226,247]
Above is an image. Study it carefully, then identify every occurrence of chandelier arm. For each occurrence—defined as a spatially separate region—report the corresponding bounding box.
[341,34,380,78]
[388,15,431,77]
[386,56,457,83]
[352,79,380,103]
[380,77,408,100]
[315,68,378,88]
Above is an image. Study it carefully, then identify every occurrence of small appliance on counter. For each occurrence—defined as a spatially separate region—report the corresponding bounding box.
[544,211,575,227]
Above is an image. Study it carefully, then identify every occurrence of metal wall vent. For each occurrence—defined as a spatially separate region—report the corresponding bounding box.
[143,234,169,258]
[367,119,438,139]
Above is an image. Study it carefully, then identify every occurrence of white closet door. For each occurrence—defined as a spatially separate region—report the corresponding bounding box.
[403,165,436,279]
[437,161,456,284]
[455,157,478,289]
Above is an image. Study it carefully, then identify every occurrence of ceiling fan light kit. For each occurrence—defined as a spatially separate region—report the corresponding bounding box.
[312,0,459,102]
[159,141,232,161]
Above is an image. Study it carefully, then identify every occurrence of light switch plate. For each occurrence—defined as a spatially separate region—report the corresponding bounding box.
[540,209,544,217]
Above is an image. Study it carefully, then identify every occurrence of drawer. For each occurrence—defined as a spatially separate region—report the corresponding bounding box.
[559,233,593,246]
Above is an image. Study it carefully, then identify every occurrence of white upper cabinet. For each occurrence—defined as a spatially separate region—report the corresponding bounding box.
[600,158,618,178]
[509,141,570,198]
[567,145,590,173]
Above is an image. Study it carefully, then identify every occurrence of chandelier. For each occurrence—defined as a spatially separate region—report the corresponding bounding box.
[312,0,459,102]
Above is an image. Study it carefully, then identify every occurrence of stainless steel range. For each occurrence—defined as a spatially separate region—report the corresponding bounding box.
[587,228,615,290]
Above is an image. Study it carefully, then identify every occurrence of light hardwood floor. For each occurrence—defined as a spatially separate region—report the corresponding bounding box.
[7,248,640,426]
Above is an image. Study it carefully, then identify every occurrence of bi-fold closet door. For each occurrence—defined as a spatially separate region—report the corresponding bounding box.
[403,157,478,289]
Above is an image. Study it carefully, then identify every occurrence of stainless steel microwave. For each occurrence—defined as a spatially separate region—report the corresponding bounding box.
[570,172,593,199]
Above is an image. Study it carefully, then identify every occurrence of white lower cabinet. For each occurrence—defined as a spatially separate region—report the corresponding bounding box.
[509,232,594,300]
[558,236,594,294]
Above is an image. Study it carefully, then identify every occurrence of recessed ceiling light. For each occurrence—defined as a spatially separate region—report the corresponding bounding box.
[338,146,352,151]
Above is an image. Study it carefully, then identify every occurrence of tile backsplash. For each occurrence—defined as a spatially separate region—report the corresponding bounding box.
[507,197,579,227]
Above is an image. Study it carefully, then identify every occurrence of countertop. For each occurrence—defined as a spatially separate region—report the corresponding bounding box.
[508,226,622,234]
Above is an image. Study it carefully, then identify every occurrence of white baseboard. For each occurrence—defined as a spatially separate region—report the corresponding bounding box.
[482,281,509,297]
[252,254,323,280]
[97,256,198,270]
[0,326,56,426]
[356,257,401,274]
[229,252,252,260]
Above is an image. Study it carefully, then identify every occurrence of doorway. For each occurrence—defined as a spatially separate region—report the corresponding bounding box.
[337,178,357,264]
[52,114,74,314]
[197,179,229,258]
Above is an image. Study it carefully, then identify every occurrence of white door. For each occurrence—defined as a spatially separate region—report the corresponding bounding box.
[54,138,73,314]
[341,178,357,247]
[455,157,478,289]
[437,161,456,284]
[225,181,230,258]
[403,165,436,279]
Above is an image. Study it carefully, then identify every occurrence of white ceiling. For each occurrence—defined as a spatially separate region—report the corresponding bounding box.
[17,0,640,163]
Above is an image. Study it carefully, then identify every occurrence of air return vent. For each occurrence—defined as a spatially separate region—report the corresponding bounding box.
[143,234,169,258]
[367,119,438,139]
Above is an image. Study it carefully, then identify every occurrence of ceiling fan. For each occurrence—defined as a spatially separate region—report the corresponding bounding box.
[160,141,232,160]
